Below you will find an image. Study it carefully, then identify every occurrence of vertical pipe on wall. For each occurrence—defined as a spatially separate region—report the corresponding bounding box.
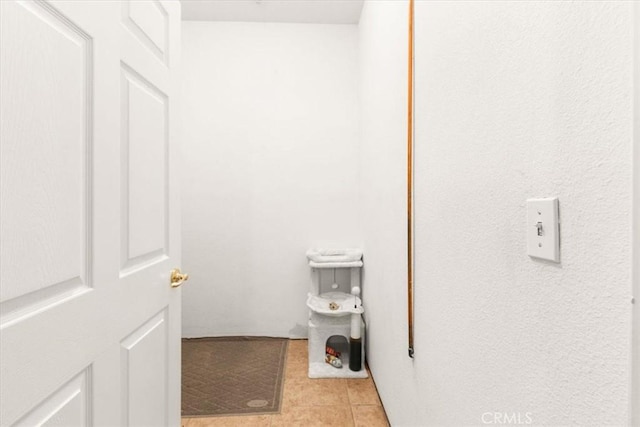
[407,0,415,359]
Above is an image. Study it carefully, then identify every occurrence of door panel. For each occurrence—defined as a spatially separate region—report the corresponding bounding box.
[13,369,91,427]
[122,0,169,64]
[121,310,168,427]
[0,1,182,425]
[120,63,169,274]
[0,0,92,320]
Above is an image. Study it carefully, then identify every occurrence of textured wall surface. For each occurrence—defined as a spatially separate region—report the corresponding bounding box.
[357,0,414,421]
[360,1,634,425]
[181,22,360,338]
[633,3,640,424]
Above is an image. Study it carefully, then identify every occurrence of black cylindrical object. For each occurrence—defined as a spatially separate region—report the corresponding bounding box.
[349,337,362,371]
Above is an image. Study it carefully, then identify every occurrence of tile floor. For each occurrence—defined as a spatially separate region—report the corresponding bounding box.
[181,339,390,427]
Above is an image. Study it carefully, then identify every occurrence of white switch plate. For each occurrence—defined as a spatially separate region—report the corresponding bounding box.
[526,197,560,262]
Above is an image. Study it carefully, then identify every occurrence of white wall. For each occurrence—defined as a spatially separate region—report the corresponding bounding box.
[181,22,360,338]
[360,1,635,426]
[633,3,640,424]
[357,0,411,406]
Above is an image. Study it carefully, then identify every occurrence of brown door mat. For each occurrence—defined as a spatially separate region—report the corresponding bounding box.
[181,337,289,417]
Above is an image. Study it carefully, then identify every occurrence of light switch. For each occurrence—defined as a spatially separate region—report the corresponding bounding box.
[526,197,560,262]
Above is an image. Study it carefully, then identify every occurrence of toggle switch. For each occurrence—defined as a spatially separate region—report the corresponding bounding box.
[526,197,560,262]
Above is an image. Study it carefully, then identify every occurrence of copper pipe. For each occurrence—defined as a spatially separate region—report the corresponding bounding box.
[407,0,415,359]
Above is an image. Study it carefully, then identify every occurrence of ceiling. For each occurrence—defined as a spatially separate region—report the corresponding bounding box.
[180,0,364,24]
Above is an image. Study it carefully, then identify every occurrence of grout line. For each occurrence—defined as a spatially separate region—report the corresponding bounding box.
[349,402,357,426]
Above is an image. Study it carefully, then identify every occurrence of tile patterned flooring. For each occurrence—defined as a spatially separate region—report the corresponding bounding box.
[181,339,390,427]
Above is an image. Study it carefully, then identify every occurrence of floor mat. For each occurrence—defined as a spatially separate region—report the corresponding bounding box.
[181,337,289,417]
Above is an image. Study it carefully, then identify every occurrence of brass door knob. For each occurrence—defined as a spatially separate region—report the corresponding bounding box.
[170,268,189,288]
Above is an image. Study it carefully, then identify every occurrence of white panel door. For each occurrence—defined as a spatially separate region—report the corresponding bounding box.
[0,1,182,425]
